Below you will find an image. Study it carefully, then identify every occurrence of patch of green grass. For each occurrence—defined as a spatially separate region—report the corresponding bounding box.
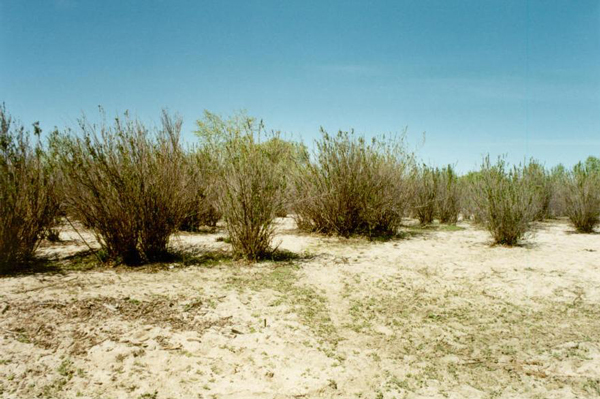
[226,264,340,350]
[138,391,158,399]
[57,359,75,378]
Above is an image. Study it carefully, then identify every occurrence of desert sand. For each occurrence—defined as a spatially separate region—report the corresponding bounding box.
[1,218,599,398]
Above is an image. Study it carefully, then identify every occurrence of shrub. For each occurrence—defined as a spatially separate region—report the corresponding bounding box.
[459,171,482,222]
[0,105,60,272]
[291,129,411,237]
[548,164,568,217]
[436,164,461,224]
[411,164,438,225]
[523,159,553,221]
[179,150,221,231]
[563,157,600,233]
[469,156,537,245]
[50,110,192,265]
[196,112,286,260]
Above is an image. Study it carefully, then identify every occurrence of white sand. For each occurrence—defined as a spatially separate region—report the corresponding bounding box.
[1,218,599,398]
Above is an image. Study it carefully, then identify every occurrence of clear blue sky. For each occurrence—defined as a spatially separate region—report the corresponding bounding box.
[1,0,599,171]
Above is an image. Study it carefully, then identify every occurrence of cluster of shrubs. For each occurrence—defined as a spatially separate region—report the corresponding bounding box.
[410,163,462,225]
[1,104,599,272]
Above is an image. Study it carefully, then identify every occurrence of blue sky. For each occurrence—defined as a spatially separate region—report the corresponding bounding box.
[1,0,599,171]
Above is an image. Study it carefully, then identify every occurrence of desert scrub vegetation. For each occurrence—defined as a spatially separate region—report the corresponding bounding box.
[196,111,286,260]
[0,105,60,273]
[523,159,553,221]
[411,163,438,225]
[50,110,193,265]
[291,129,412,237]
[435,164,461,224]
[179,149,221,232]
[563,157,600,233]
[468,156,537,245]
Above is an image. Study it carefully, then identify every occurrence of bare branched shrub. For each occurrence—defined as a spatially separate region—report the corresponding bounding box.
[523,159,553,221]
[0,105,60,272]
[563,157,600,233]
[196,112,286,260]
[51,110,192,265]
[411,164,438,225]
[458,171,481,222]
[469,156,537,246]
[291,129,411,237]
[548,164,568,217]
[436,164,461,224]
[180,150,221,231]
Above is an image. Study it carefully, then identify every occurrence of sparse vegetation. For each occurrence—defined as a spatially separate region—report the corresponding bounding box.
[0,105,60,273]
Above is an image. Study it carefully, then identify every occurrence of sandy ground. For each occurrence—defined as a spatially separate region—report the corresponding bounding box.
[1,218,599,398]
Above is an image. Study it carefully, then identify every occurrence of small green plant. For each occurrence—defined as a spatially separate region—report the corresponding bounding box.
[469,156,537,245]
[291,129,412,237]
[563,157,600,233]
[50,110,193,265]
[0,105,60,273]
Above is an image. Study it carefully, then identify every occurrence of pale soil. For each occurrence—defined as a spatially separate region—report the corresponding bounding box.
[1,218,599,399]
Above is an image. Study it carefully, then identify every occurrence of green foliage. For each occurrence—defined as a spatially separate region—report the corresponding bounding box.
[196,111,286,260]
[412,164,438,225]
[0,105,60,273]
[50,110,193,265]
[523,159,553,221]
[469,156,537,245]
[563,158,600,233]
[436,164,461,224]
[291,129,412,237]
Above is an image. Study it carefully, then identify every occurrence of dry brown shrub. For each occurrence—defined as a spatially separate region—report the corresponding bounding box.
[291,129,412,237]
[50,110,193,265]
[0,105,60,272]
